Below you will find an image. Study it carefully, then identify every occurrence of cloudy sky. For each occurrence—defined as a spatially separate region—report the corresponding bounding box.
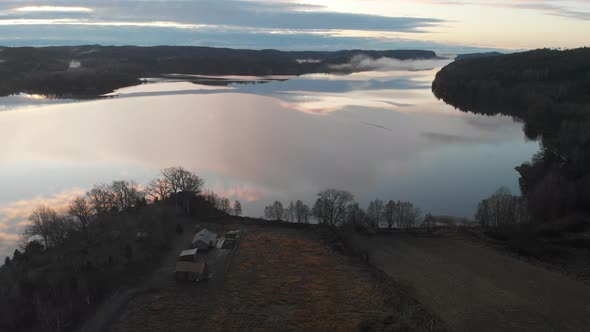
[0,0,588,51]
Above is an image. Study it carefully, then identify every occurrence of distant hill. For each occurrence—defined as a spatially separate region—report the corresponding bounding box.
[433,48,590,120]
[455,52,503,61]
[0,45,438,98]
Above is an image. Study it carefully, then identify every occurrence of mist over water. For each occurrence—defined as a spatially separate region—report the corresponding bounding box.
[0,63,539,257]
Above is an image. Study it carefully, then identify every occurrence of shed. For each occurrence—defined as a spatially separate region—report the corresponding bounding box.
[178,248,202,263]
[175,261,208,282]
[192,229,217,250]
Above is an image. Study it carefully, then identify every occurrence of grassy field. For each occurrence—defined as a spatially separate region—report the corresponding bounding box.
[208,227,444,331]
[106,222,445,331]
[347,230,590,331]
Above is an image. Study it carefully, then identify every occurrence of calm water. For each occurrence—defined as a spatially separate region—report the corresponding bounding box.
[0,60,539,256]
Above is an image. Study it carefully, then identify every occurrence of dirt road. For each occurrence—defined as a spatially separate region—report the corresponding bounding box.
[349,233,590,331]
[77,228,196,332]
[108,226,240,332]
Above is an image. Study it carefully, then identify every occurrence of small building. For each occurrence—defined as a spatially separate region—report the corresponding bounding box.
[178,248,202,263]
[175,261,208,282]
[175,248,207,282]
[192,229,217,250]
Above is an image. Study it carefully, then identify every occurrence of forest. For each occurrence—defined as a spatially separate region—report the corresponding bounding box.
[0,167,241,331]
[0,45,437,98]
[432,48,590,224]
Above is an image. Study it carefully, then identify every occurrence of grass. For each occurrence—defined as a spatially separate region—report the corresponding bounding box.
[209,228,445,331]
[109,223,446,331]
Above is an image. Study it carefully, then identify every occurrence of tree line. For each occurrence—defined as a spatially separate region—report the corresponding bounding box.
[20,167,243,251]
[263,189,422,230]
[0,166,240,331]
[475,187,529,228]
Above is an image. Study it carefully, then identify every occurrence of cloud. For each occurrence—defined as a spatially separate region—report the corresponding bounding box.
[494,0,590,20]
[416,0,590,21]
[0,0,448,49]
[0,18,212,29]
[0,0,442,32]
[330,56,442,72]
[0,189,85,258]
[0,232,21,260]
[215,185,264,202]
[15,6,94,13]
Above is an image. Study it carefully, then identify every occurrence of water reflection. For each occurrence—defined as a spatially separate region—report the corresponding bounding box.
[0,66,539,257]
[0,93,77,111]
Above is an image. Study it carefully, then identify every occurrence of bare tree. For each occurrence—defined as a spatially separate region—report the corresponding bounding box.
[367,199,384,229]
[302,207,311,223]
[383,200,397,230]
[68,196,93,237]
[264,201,284,221]
[476,187,528,228]
[110,180,143,212]
[233,200,242,216]
[24,205,70,248]
[285,201,295,223]
[86,185,116,215]
[161,166,205,197]
[202,190,220,208]
[24,205,56,248]
[295,200,310,223]
[346,202,367,227]
[397,201,421,228]
[50,217,71,247]
[161,166,205,214]
[312,189,354,228]
[219,197,232,214]
[146,178,170,202]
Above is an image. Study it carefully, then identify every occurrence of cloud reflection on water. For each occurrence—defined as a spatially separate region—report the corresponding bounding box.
[0,67,539,258]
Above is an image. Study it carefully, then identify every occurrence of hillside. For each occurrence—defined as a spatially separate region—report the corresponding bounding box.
[432,47,590,222]
[0,45,437,98]
[454,52,503,61]
[432,48,590,121]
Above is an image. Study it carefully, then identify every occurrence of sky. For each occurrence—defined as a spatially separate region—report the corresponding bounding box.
[0,0,588,51]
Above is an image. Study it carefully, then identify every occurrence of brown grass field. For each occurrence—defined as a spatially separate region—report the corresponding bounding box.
[347,231,590,331]
[106,223,445,331]
[208,227,444,331]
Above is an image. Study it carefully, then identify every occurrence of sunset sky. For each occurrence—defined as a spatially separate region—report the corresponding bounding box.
[0,0,588,51]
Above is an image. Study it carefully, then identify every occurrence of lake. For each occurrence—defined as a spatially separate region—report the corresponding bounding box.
[0,59,539,257]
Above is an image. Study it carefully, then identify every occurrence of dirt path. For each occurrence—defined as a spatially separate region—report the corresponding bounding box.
[349,233,590,331]
[78,229,195,332]
[107,227,240,331]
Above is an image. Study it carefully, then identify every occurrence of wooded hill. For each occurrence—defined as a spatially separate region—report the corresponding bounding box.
[432,48,590,222]
[0,45,437,98]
